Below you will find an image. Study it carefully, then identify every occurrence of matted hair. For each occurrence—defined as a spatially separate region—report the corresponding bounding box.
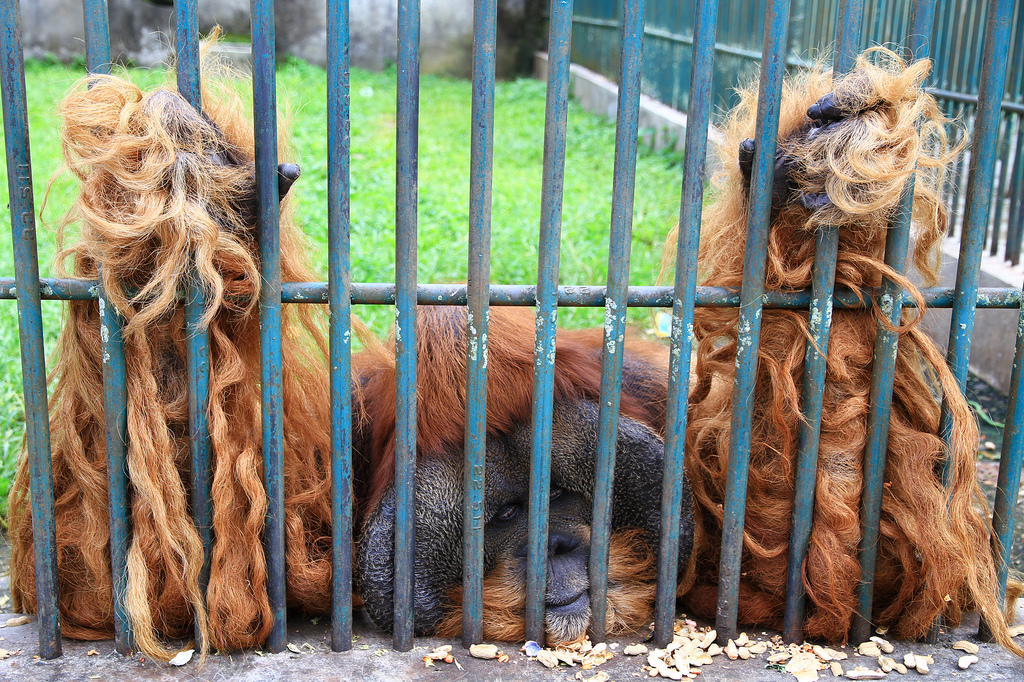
[8,64,333,660]
[673,47,1022,653]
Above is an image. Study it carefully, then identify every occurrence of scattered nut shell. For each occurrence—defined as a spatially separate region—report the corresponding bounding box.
[168,649,194,666]
[957,654,978,670]
[846,668,886,679]
[893,663,908,675]
[623,644,648,656]
[725,640,739,660]
[830,661,844,677]
[903,653,917,669]
[915,656,930,674]
[706,643,723,657]
[736,647,751,660]
[470,644,499,659]
[870,636,894,654]
[3,616,31,628]
[735,632,749,647]
[878,655,895,672]
[857,641,882,657]
[700,630,717,649]
[952,640,979,655]
[537,649,560,668]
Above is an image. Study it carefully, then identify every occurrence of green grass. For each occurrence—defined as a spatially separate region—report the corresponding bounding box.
[0,58,685,512]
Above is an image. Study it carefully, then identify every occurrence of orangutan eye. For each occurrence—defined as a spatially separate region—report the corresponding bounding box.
[550,487,563,501]
[494,504,520,523]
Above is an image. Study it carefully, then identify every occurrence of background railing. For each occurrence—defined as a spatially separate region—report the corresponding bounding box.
[2,0,1023,662]
[572,0,1024,264]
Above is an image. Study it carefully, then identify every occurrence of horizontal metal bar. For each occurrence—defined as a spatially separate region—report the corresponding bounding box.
[3,278,1022,309]
[572,14,816,69]
[929,87,1024,115]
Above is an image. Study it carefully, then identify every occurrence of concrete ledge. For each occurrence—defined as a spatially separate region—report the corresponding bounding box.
[533,51,725,154]
[917,240,1023,394]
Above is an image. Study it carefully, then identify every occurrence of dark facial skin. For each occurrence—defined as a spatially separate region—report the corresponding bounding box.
[356,399,694,640]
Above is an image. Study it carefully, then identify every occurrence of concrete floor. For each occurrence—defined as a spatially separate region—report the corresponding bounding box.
[1,590,1023,681]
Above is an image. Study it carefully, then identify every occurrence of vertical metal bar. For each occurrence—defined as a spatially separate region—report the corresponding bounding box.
[251,0,287,653]
[393,0,420,652]
[782,0,861,644]
[83,0,133,656]
[525,0,574,644]
[327,0,354,653]
[991,284,1024,601]
[99,296,132,655]
[938,0,1015,477]
[174,0,212,653]
[461,0,496,649]
[83,0,110,75]
[0,0,60,659]
[1007,123,1024,265]
[588,0,645,643]
[851,0,937,644]
[715,0,792,644]
[988,117,1012,256]
[653,0,718,649]
[946,102,969,237]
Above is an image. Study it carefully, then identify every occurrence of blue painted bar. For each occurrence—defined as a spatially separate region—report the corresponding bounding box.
[173,0,213,652]
[938,0,1015,480]
[988,118,1012,257]
[851,0,939,645]
[99,294,132,655]
[251,0,287,653]
[1008,126,1024,265]
[653,0,717,649]
[0,0,61,658]
[83,0,110,75]
[83,0,132,655]
[782,225,840,643]
[461,0,496,648]
[327,0,354,653]
[393,0,420,652]
[3,278,1020,310]
[176,0,200,107]
[716,0,792,643]
[589,0,645,642]
[991,285,1024,600]
[525,0,574,644]
[782,0,861,644]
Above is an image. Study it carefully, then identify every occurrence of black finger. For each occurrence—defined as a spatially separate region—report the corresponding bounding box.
[807,92,844,123]
[739,138,755,184]
[799,192,832,211]
[278,162,301,199]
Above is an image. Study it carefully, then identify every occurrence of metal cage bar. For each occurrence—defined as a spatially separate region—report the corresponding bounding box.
[851,0,938,645]
[2,0,61,659]
[588,0,646,642]
[251,0,288,653]
[524,0,574,644]
[173,0,215,655]
[939,0,1015,475]
[715,0,793,643]
[393,0,421,652]
[653,0,718,648]
[327,0,355,653]
[82,0,135,657]
[461,0,497,648]
[782,0,864,644]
